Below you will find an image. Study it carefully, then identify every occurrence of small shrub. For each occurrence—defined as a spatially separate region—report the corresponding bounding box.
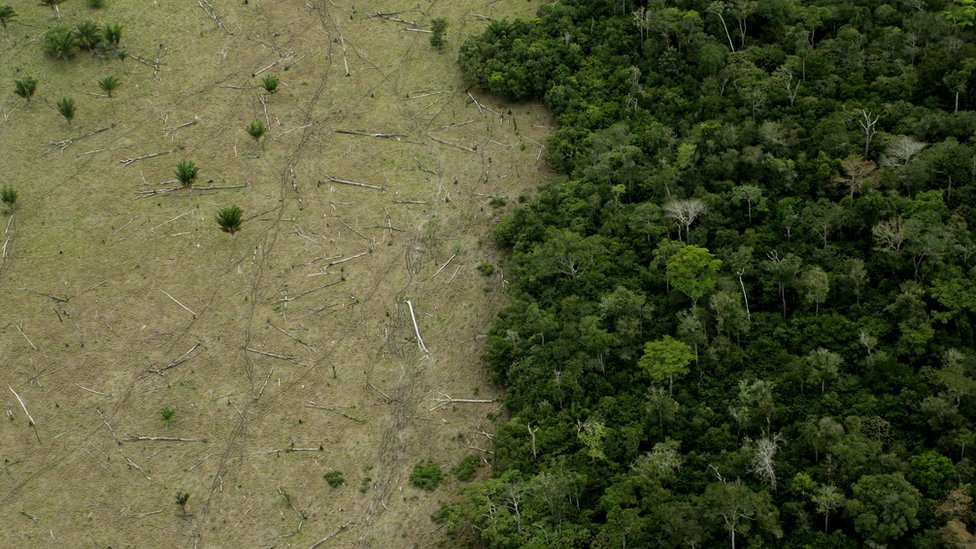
[98,75,119,97]
[44,26,78,59]
[430,18,448,50]
[246,120,266,142]
[160,406,174,424]
[261,74,279,94]
[175,491,189,516]
[102,23,122,48]
[56,97,76,126]
[0,186,17,212]
[13,76,37,106]
[0,6,16,29]
[175,160,198,187]
[489,196,507,208]
[324,470,345,488]
[451,455,479,481]
[359,475,372,493]
[216,205,243,235]
[409,460,443,491]
[74,21,101,52]
[477,262,495,277]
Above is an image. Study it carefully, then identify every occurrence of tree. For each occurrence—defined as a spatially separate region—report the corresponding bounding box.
[663,198,706,241]
[667,245,722,307]
[430,18,448,50]
[56,97,76,126]
[731,184,765,223]
[175,491,190,517]
[98,75,119,97]
[805,348,842,395]
[13,76,37,106]
[102,23,122,48]
[74,21,101,53]
[835,155,880,199]
[881,136,927,167]
[859,109,879,157]
[703,480,782,549]
[0,6,15,30]
[812,484,845,533]
[175,161,198,187]
[749,434,781,490]
[0,186,16,213]
[261,74,279,94]
[846,473,921,547]
[43,26,78,59]
[761,251,801,319]
[246,120,266,143]
[707,2,736,52]
[639,335,694,395]
[847,258,868,305]
[799,266,829,315]
[216,205,243,235]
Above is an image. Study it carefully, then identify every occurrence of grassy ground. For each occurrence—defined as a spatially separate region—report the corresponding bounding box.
[0,1,550,546]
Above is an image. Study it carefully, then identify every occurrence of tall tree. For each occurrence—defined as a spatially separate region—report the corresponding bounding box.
[639,335,695,395]
[667,245,722,307]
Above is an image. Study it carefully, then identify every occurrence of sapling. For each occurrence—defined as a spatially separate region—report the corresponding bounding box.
[261,74,279,94]
[56,97,76,126]
[175,160,198,187]
[216,205,243,235]
[13,76,36,106]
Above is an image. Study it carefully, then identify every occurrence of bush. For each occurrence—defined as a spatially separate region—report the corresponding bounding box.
[410,460,443,491]
[74,21,101,52]
[13,76,36,105]
[323,470,345,488]
[0,6,16,29]
[451,455,479,481]
[175,160,198,187]
[430,18,448,50]
[102,23,122,48]
[246,120,266,142]
[56,97,76,126]
[160,406,174,424]
[0,186,17,212]
[98,75,119,97]
[216,205,243,235]
[44,26,78,59]
[261,74,279,94]
[477,262,495,277]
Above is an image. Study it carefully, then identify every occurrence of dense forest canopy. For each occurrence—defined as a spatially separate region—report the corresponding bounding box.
[438,0,976,547]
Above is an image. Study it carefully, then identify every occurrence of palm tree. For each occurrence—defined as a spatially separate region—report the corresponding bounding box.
[98,75,119,97]
[43,26,78,59]
[216,205,243,235]
[56,97,76,126]
[246,121,266,143]
[102,23,122,49]
[40,0,64,20]
[14,77,37,106]
[261,74,279,94]
[175,161,198,187]
[0,186,16,213]
[0,6,16,30]
[74,21,102,53]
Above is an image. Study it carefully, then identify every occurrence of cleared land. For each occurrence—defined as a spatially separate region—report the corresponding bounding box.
[0,1,550,547]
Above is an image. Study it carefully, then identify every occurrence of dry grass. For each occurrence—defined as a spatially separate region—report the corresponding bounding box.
[0,1,550,547]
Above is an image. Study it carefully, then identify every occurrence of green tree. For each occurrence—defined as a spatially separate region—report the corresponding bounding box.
[43,26,78,59]
[102,23,122,48]
[0,186,17,213]
[731,184,765,223]
[410,460,444,490]
[246,120,266,143]
[799,266,829,315]
[430,18,448,50]
[805,348,842,396]
[97,75,119,97]
[761,251,801,319]
[909,450,955,498]
[175,491,189,517]
[216,205,243,235]
[74,21,101,53]
[0,6,15,30]
[261,74,279,94]
[667,245,722,307]
[703,480,782,549]
[13,76,37,106]
[638,335,694,395]
[812,484,845,533]
[56,97,76,126]
[846,473,921,547]
[175,160,198,187]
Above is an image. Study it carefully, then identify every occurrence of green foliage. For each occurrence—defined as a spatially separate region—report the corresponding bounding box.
[0,186,17,212]
[159,406,174,424]
[55,97,76,126]
[666,245,722,306]
[74,21,101,52]
[846,473,921,546]
[430,18,448,50]
[477,262,495,277]
[102,23,122,48]
[245,120,266,142]
[175,161,198,187]
[451,455,479,481]
[215,205,243,235]
[98,75,119,97]
[261,74,279,94]
[323,470,345,488]
[174,491,189,516]
[86,0,105,7]
[13,76,36,105]
[0,6,16,29]
[638,335,694,395]
[409,460,443,491]
[44,26,78,59]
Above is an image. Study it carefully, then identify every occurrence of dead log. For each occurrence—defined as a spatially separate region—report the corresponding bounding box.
[320,176,386,191]
[122,435,209,443]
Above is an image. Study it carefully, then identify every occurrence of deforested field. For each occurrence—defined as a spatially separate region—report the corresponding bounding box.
[0,1,549,546]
